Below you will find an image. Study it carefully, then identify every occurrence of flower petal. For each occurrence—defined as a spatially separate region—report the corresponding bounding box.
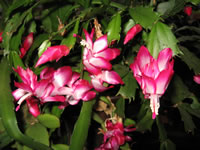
[94,48,120,60]
[93,35,108,53]
[35,45,70,67]
[26,97,40,117]
[89,57,112,70]
[12,88,27,101]
[157,48,173,71]
[194,75,200,84]
[91,78,113,92]
[102,70,124,85]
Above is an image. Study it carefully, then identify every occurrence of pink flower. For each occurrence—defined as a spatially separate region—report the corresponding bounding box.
[41,66,96,106]
[12,67,65,117]
[130,46,174,119]
[184,6,192,16]
[91,70,124,92]
[20,32,34,58]
[124,24,142,45]
[35,45,70,67]
[0,32,3,42]
[194,75,200,84]
[95,120,135,150]
[81,28,121,75]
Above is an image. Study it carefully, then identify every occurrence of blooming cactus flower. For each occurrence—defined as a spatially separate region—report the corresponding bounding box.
[184,6,192,16]
[130,46,174,119]
[40,66,96,106]
[12,67,65,117]
[124,24,142,45]
[35,45,70,67]
[194,75,200,84]
[91,70,124,92]
[95,120,135,150]
[20,32,34,58]
[81,28,121,75]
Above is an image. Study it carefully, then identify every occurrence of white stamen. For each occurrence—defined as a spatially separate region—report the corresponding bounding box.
[80,40,91,50]
[150,94,160,115]
[17,92,32,105]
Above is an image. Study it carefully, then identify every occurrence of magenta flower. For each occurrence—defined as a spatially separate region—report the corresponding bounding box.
[91,70,124,92]
[35,45,70,67]
[184,6,192,16]
[41,66,96,106]
[81,28,121,75]
[124,24,142,45]
[12,67,65,117]
[194,75,200,84]
[95,120,135,150]
[130,46,174,119]
[20,32,34,58]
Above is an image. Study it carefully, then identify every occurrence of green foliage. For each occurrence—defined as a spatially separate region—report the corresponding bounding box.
[37,114,60,129]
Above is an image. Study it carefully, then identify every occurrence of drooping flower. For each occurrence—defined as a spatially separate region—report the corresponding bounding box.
[91,70,124,92]
[12,66,65,117]
[194,74,200,84]
[184,6,192,16]
[0,32,3,42]
[35,45,70,67]
[20,32,34,58]
[130,46,174,119]
[124,24,142,45]
[95,120,135,150]
[81,28,121,75]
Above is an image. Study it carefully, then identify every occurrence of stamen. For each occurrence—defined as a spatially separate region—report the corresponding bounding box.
[17,92,32,105]
[150,94,160,119]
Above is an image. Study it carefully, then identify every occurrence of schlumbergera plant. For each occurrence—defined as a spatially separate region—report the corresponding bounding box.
[0,0,200,150]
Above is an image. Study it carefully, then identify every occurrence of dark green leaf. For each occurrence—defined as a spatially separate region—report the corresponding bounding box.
[52,144,69,150]
[115,97,125,118]
[124,118,136,126]
[106,13,121,43]
[41,9,52,33]
[179,46,200,74]
[160,139,176,150]
[118,72,138,99]
[123,19,135,34]
[69,100,95,150]
[37,114,60,129]
[186,0,200,5]
[25,123,49,148]
[129,6,160,29]
[61,19,80,49]
[178,104,196,133]
[147,21,182,58]
[9,51,25,69]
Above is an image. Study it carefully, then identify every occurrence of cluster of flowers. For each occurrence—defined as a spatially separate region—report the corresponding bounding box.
[95,120,136,150]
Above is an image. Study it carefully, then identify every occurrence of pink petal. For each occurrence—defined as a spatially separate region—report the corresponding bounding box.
[93,35,108,53]
[0,32,3,42]
[82,91,96,101]
[83,28,93,49]
[67,72,80,87]
[94,48,121,60]
[20,32,34,58]
[142,75,156,95]
[14,82,32,92]
[89,57,112,70]
[73,79,93,100]
[91,78,113,92]
[58,87,73,95]
[83,59,102,75]
[53,66,72,87]
[19,47,26,58]
[155,67,174,95]
[102,70,124,85]
[26,97,40,117]
[34,80,53,97]
[35,45,70,67]
[184,6,192,16]
[136,46,152,71]
[40,67,55,80]
[42,95,66,103]
[124,24,142,45]
[194,75,200,84]
[157,48,173,71]
[12,88,27,101]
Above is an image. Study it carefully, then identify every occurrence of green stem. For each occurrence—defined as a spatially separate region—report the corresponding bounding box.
[69,100,95,150]
[0,57,51,150]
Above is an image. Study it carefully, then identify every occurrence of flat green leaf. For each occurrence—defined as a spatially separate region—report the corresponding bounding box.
[69,100,95,150]
[61,19,80,49]
[9,51,25,69]
[129,6,160,29]
[37,114,60,129]
[178,104,196,133]
[186,0,200,5]
[118,72,138,99]
[124,118,136,127]
[24,123,49,150]
[147,21,182,58]
[115,97,125,118]
[160,139,176,150]
[52,144,69,150]
[179,46,200,74]
[38,40,51,57]
[123,19,135,34]
[106,13,121,43]
[41,9,52,33]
